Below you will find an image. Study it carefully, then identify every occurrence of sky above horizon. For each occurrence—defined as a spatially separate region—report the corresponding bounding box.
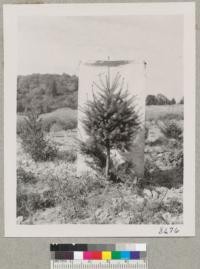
[18,15,183,101]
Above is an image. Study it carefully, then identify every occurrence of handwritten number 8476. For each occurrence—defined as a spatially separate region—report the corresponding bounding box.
[159,227,180,235]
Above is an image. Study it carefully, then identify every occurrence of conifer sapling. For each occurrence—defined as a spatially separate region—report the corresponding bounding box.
[82,67,141,179]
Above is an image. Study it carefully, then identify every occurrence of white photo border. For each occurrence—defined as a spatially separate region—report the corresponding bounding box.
[3,2,195,237]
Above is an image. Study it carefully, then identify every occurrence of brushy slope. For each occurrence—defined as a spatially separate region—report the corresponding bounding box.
[17,103,183,224]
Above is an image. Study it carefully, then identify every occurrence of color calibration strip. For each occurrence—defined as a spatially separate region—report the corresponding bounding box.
[51,250,146,260]
[50,244,147,269]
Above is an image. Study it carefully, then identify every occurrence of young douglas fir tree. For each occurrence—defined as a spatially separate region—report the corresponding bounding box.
[82,67,141,180]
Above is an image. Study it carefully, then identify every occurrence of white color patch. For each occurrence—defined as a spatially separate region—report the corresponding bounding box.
[135,244,147,251]
[74,252,83,260]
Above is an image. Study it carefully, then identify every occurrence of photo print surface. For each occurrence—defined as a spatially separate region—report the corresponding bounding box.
[4,3,195,236]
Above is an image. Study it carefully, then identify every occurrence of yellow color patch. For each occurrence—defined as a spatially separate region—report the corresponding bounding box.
[102,251,111,260]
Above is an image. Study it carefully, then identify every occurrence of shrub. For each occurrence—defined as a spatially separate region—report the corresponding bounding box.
[17,193,30,218]
[17,192,43,218]
[17,189,57,219]
[54,176,89,220]
[163,198,183,215]
[17,167,37,184]
[159,120,183,140]
[42,190,57,208]
[142,158,160,187]
[147,135,167,147]
[19,111,58,161]
[47,173,107,222]
[57,149,77,162]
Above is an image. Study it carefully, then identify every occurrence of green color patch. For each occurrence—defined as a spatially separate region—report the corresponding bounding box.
[111,251,121,259]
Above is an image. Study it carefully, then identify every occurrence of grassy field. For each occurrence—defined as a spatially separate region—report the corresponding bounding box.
[146,104,183,121]
[17,105,183,132]
[17,107,77,133]
[17,104,183,225]
[41,107,77,128]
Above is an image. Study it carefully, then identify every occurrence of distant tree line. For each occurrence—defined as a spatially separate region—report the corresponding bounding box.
[17,73,78,114]
[146,94,183,106]
[17,73,184,114]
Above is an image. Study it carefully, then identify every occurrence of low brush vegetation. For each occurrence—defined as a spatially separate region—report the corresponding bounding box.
[17,166,183,224]
[16,73,183,225]
[17,167,38,184]
[159,120,183,141]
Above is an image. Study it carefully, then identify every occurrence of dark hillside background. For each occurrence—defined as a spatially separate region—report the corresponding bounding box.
[17,74,78,113]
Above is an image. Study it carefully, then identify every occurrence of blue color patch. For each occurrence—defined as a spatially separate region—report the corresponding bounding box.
[120,251,131,260]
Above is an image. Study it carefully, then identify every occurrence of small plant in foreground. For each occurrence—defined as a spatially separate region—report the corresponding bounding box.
[17,167,37,184]
[159,120,183,141]
[19,111,57,161]
[17,188,57,220]
[57,149,77,162]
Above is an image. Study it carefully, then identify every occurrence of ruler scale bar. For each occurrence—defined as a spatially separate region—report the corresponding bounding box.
[51,260,147,269]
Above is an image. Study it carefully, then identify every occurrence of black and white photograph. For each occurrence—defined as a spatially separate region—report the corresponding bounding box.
[4,3,195,237]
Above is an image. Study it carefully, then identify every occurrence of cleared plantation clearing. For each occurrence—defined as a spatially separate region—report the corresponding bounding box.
[18,105,183,134]
[146,104,183,121]
[17,107,77,133]
[40,107,77,122]
[17,104,184,131]
[17,103,183,224]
